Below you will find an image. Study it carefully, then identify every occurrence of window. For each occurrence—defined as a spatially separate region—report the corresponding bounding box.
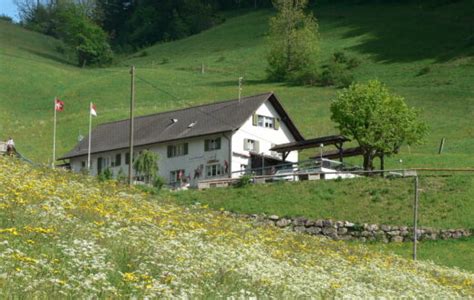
[257,115,274,128]
[97,157,110,174]
[243,138,259,152]
[170,169,185,183]
[206,164,223,178]
[81,161,86,168]
[115,154,121,167]
[167,143,188,158]
[253,113,280,130]
[97,157,103,174]
[205,138,221,151]
[125,153,130,165]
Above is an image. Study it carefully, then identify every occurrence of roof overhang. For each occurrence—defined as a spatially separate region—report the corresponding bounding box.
[310,147,363,160]
[270,135,350,153]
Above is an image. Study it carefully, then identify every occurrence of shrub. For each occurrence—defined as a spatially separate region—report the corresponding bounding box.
[290,67,320,86]
[0,15,13,23]
[347,56,362,69]
[235,175,252,188]
[153,176,165,190]
[319,51,360,88]
[320,62,354,88]
[116,168,127,183]
[98,168,113,181]
[55,44,66,54]
[333,51,348,64]
[417,66,431,76]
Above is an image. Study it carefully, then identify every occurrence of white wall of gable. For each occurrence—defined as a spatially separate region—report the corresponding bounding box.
[231,100,298,177]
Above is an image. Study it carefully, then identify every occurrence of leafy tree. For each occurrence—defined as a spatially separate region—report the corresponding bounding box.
[266,0,319,82]
[330,80,427,171]
[55,4,113,66]
[133,150,159,185]
[15,0,113,66]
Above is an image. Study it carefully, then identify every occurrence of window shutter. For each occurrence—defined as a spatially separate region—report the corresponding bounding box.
[184,143,188,155]
[252,113,258,126]
[274,118,280,130]
[216,138,221,150]
[254,140,260,153]
[167,145,172,157]
[243,139,248,150]
[204,140,209,151]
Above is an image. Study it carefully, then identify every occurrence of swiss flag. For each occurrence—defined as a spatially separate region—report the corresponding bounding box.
[55,98,64,112]
[90,103,97,117]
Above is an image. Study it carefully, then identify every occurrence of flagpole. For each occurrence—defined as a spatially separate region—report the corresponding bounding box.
[87,102,92,171]
[52,97,57,169]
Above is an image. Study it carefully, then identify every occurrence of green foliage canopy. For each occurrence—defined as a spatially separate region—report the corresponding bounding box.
[330,80,428,170]
[133,150,159,185]
[266,0,319,82]
[56,4,113,66]
[16,0,112,66]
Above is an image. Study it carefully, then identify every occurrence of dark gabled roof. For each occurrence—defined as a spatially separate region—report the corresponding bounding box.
[270,135,350,153]
[60,92,304,160]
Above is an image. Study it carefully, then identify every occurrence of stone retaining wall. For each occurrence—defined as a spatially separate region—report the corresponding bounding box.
[226,213,471,243]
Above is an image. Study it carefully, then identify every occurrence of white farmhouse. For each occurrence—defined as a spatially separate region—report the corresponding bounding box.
[60,92,304,186]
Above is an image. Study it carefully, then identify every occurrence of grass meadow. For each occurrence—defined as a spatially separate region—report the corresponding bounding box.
[0,157,473,297]
[168,174,474,271]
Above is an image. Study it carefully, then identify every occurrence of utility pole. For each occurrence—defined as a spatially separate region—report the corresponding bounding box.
[128,66,135,185]
[238,77,243,102]
[438,137,446,154]
[413,175,419,260]
[52,97,57,169]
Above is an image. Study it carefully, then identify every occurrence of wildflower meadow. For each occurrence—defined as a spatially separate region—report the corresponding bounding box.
[0,157,472,298]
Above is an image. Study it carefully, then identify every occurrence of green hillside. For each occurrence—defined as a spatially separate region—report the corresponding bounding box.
[0,1,473,169]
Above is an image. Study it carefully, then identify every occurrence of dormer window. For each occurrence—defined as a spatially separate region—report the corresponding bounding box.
[188,121,197,128]
[171,118,178,123]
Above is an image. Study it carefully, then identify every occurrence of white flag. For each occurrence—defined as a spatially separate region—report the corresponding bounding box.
[90,103,97,117]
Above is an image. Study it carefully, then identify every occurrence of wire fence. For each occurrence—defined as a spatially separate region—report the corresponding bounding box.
[196,161,474,261]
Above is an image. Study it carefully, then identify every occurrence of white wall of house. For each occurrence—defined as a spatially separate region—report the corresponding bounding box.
[70,133,231,186]
[70,100,298,185]
[230,101,298,177]
[148,133,230,186]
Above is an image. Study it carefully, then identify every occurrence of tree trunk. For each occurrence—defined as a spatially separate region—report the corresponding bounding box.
[380,153,385,177]
[363,152,375,173]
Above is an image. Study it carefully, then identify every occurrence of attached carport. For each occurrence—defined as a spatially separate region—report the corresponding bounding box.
[270,135,358,162]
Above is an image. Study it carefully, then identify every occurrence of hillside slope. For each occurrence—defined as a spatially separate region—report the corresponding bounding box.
[0,157,473,297]
[0,1,473,168]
